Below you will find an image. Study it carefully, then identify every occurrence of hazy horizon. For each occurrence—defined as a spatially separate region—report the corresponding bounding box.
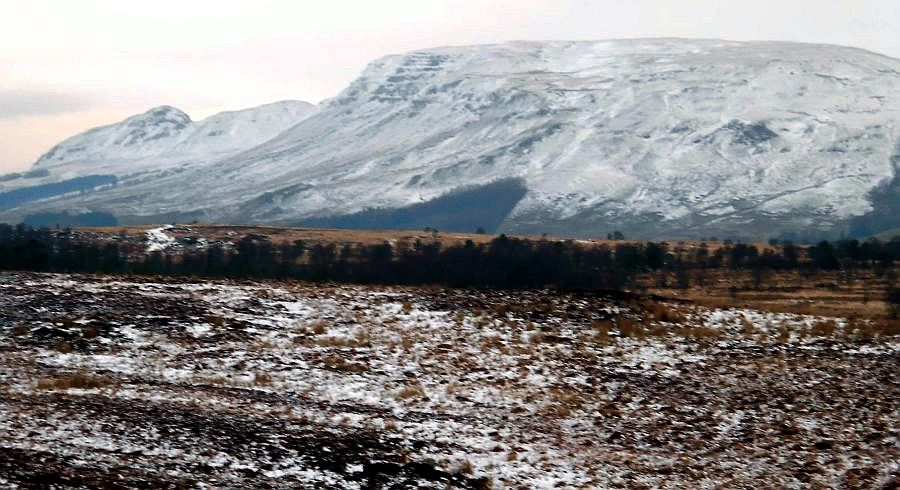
[2,0,899,172]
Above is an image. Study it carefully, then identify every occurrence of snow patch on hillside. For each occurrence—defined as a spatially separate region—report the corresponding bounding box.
[146,225,175,252]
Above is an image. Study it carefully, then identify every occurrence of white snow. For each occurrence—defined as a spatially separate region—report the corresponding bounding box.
[145,225,175,252]
[2,40,898,237]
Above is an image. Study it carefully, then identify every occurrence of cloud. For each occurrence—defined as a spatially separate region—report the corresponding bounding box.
[0,90,93,119]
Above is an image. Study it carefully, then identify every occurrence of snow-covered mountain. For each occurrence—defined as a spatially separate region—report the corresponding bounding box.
[4,40,900,239]
[34,101,316,173]
[0,100,316,198]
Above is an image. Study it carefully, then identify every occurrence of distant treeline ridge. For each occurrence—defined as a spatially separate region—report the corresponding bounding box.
[0,224,898,290]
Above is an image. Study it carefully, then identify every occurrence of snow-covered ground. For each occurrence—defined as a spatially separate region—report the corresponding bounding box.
[144,225,176,252]
[0,272,897,488]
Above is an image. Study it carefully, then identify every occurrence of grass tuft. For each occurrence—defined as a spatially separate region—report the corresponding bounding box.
[396,382,428,402]
[36,372,114,390]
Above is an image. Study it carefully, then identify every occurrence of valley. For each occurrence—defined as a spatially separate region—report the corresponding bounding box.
[1,32,898,489]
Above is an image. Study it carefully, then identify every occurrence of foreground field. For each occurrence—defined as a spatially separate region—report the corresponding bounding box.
[0,273,897,488]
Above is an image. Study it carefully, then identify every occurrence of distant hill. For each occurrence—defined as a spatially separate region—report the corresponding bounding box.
[2,39,898,240]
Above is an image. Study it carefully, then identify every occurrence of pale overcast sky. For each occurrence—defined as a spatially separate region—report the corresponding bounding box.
[1,0,898,172]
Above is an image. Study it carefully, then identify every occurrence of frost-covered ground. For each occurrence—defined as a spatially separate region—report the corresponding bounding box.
[0,272,897,488]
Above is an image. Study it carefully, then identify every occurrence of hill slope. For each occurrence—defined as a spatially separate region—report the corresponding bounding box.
[0,101,316,222]
[5,40,900,239]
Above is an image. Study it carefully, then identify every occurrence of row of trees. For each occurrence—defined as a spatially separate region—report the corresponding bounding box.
[0,224,898,291]
[667,239,899,271]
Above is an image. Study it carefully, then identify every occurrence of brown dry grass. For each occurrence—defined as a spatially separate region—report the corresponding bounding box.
[617,317,645,339]
[79,224,779,252]
[400,301,414,314]
[396,382,428,401]
[540,388,587,418]
[315,331,370,349]
[455,459,475,475]
[83,224,505,248]
[207,315,226,327]
[310,320,328,335]
[679,326,725,341]
[590,320,613,344]
[847,318,900,339]
[645,268,897,323]
[810,319,838,337]
[36,372,115,390]
[321,354,368,373]
[643,302,686,324]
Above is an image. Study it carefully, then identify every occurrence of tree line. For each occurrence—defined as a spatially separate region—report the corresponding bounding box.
[0,224,898,292]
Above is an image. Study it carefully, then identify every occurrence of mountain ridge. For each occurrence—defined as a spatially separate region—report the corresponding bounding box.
[33,100,317,171]
[4,39,899,239]
[0,100,317,220]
